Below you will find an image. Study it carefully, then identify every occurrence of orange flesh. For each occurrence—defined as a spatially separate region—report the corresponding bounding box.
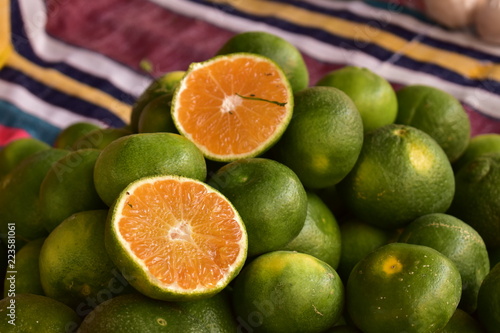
[118,179,244,290]
[176,56,290,157]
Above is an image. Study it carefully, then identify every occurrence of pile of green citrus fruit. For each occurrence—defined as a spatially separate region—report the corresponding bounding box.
[1,31,500,333]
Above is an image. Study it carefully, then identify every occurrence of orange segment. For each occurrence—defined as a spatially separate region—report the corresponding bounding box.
[112,176,247,296]
[172,53,293,161]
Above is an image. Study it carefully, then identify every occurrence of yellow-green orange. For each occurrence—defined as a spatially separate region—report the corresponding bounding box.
[0,148,69,245]
[316,66,398,132]
[453,133,500,171]
[39,210,132,309]
[78,291,237,333]
[0,138,50,178]
[39,149,107,232]
[440,308,485,333]
[396,85,471,162]
[0,294,81,333]
[54,121,101,149]
[398,213,490,313]
[281,191,341,269]
[138,93,177,133]
[208,158,307,257]
[338,124,455,229]
[273,86,363,188]
[71,127,132,151]
[346,242,462,333]
[216,31,309,92]
[336,219,393,283]
[448,152,500,249]
[232,251,344,333]
[477,263,500,333]
[130,70,185,132]
[93,132,206,206]
[3,238,45,297]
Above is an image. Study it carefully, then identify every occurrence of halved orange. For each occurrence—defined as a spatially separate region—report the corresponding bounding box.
[171,53,294,161]
[105,175,248,301]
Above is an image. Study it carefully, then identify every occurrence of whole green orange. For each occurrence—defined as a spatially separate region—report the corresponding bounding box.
[93,132,206,206]
[338,124,455,229]
[208,158,307,257]
[232,251,344,333]
[346,242,462,333]
[273,86,363,188]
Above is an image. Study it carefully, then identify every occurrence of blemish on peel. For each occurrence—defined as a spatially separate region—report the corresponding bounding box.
[312,304,323,316]
[381,256,403,275]
[408,143,434,173]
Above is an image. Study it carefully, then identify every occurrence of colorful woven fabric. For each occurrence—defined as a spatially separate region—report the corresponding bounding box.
[1,0,500,146]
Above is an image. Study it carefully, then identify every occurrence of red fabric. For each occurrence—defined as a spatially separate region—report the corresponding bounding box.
[45,0,235,76]
[378,0,425,11]
[45,0,349,84]
[465,106,500,136]
[0,125,31,146]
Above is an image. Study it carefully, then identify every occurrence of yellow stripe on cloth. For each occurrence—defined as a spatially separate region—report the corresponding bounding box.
[0,0,12,70]
[6,52,132,123]
[210,0,500,81]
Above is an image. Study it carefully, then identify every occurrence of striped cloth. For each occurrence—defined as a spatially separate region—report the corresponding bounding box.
[1,0,500,146]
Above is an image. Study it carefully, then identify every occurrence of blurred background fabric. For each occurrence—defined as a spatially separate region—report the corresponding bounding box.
[1,0,500,146]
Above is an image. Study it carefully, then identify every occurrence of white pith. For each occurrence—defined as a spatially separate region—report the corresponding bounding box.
[221,94,243,114]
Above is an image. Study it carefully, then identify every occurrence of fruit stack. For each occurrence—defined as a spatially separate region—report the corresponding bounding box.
[0,31,499,333]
